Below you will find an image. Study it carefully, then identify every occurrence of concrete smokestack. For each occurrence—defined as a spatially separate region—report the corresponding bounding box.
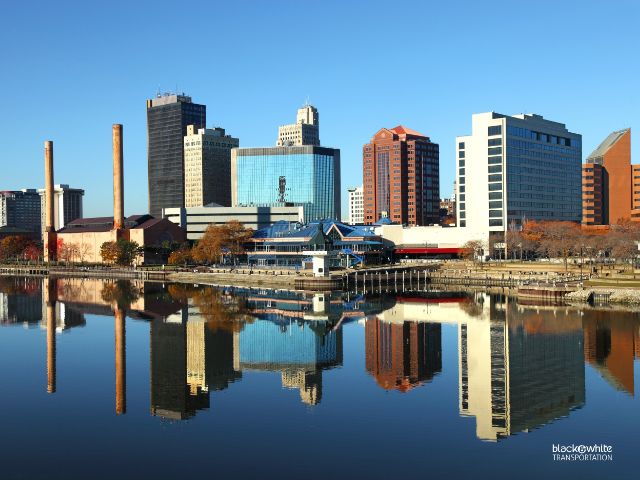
[115,308,126,414]
[44,141,56,262]
[113,124,124,230]
[44,141,55,232]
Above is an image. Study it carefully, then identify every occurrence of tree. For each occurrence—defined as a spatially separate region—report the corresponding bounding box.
[0,235,34,261]
[58,240,80,263]
[168,247,193,266]
[100,240,140,266]
[461,240,485,264]
[192,221,254,265]
[536,221,580,270]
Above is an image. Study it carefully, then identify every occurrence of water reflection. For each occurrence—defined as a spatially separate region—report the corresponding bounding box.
[0,277,639,442]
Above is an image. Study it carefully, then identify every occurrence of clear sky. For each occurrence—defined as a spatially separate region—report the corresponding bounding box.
[1,0,638,218]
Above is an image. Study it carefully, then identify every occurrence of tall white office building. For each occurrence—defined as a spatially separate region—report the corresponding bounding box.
[347,186,364,224]
[456,113,582,239]
[38,184,84,232]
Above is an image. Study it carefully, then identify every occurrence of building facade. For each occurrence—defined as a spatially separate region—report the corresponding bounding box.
[456,113,582,236]
[347,186,364,224]
[276,104,319,146]
[231,146,341,222]
[38,184,84,232]
[633,164,640,221]
[184,125,239,208]
[147,93,206,218]
[363,126,440,226]
[582,128,632,225]
[163,205,304,241]
[0,189,42,234]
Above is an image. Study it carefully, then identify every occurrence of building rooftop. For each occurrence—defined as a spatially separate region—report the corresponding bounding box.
[57,215,159,233]
[586,128,630,161]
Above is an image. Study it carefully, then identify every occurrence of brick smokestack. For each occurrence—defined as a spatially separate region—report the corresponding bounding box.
[43,140,56,262]
[113,124,124,230]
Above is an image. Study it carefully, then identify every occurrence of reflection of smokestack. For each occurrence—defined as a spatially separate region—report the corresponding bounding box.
[44,141,57,261]
[115,308,126,414]
[113,124,124,230]
[44,279,56,394]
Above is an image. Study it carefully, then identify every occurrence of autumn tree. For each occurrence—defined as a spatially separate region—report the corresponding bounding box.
[192,221,254,265]
[168,247,193,265]
[461,240,485,264]
[536,221,581,270]
[100,240,140,266]
[0,235,35,261]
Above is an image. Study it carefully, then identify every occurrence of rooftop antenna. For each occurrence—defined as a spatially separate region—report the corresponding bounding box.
[156,85,161,98]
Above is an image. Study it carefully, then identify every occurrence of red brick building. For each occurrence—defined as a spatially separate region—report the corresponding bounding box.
[363,126,439,225]
[582,128,633,225]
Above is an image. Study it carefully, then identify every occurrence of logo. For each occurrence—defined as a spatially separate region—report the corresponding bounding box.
[552,444,613,461]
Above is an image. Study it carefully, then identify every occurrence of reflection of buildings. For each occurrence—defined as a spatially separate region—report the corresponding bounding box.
[459,297,585,441]
[365,319,441,392]
[583,311,640,395]
[236,319,343,405]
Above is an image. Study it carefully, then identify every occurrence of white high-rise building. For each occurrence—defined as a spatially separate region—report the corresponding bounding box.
[277,104,320,146]
[456,113,582,238]
[38,184,84,232]
[184,125,239,208]
[347,186,364,224]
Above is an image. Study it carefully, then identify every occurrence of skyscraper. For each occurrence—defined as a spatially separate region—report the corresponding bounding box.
[0,189,42,234]
[147,93,206,218]
[276,104,319,146]
[582,128,632,225]
[362,126,440,226]
[456,113,582,236]
[232,105,340,222]
[184,125,239,207]
[347,186,364,224]
[38,184,84,232]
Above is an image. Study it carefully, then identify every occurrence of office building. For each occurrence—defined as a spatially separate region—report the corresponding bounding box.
[363,126,440,226]
[347,186,364,224]
[231,146,341,222]
[184,125,239,208]
[147,93,206,218]
[38,184,84,232]
[0,189,42,234]
[163,205,304,241]
[456,113,582,238]
[276,104,319,146]
[582,128,632,225]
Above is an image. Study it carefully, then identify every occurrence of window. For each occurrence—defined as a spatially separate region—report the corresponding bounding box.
[488,125,502,136]
[459,151,466,159]
[459,142,465,149]
[459,194,465,201]
[489,183,502,191]
[460,220,466,227]
[488,174,502,182]
[489,219,503,227]
[489,192,502,200]
[460,186,465,193]
[459,203,465,210]
[489,210,502,218]
[488,138,502,146]
[489,201,502,209]
[459,160,465,167]
[488,165,502,173]
[459,168,465,176]
[488,147,502,155]
[488,156,502,165]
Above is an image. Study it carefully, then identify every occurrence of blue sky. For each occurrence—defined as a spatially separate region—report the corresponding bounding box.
[1,0,638,218]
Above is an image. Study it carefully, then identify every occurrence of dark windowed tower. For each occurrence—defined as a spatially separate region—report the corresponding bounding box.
[147,94,206,218]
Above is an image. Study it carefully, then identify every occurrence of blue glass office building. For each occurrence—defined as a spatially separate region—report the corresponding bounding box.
[231,146,341,222]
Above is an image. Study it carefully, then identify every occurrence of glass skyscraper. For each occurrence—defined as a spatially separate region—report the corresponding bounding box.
[147,94,206,218]
[231,146,341,222]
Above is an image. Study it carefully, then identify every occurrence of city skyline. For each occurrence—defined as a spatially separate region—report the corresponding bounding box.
[1,1,638,219]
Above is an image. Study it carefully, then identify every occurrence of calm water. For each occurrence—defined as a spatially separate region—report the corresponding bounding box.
[0,277,638,479]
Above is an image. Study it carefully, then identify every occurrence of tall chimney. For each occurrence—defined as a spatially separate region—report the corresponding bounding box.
[44,141,56,262]
[44,141,54,232]
[113,124,124,230]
